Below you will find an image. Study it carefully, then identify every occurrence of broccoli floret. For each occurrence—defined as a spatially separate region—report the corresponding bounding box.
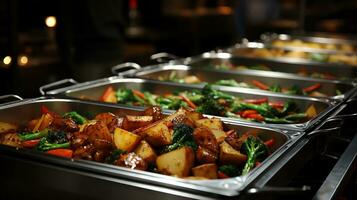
[269,84,281,93]
[241,136,268,175]
[214,79,251,88]
[105,149,125,164]
[310,53,328,62]
[196,98,226,116]
[218,165,241,177]
[231,102,278,118]
[144,92,157,106]
[278,101,296,116]
[116,89,135,104]
[249,65,271,71]
[286,85,302,95]
[156,97,188,110]
[163,124,197,152]
[37,131,70,151]
[214,79,240,87]
[202,84,235,100]
[63,111,87,124]
[179,91,204,103]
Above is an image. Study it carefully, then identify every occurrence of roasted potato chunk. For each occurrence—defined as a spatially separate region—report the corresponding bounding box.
[84,121,112,142]
[171,114,195,128]
[196,146,217,164]
[156,146,194,177]
[38,113,54,131]
[114,128,141,152]
[122,115,154,131]
[0,132,22,147]
[134,140,157,163]
[210,129,226,143]
[220,141,247,165]
[95,112,123,133]
[140,122,172,147]
[192,163,218,179]
[0,122,17,134]
[193,127,219,153]
[195,118,223,130]
[186,110,203,122]
[143,106,163,121]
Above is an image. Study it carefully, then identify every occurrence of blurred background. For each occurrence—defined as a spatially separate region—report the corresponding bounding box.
[1,0,357,97]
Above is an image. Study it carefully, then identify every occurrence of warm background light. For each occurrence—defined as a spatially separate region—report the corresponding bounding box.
[19,56,28,66]
[45,16,57,28]
[3,56,11,65]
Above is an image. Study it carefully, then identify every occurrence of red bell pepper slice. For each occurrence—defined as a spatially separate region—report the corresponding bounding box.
[251,80,269,90]
[100,86,116,103]
[217,171,230,179]
[132,89,146,100]
[264,139,275,148]
[46,149,73,158]
[22,139,41,148]
[240,110,258,118]
[255,161,262,167]
[244,97,268,104]
[268,101,284,109]
[303,83,321,93]
[246,113,265,121]
[179,95,197,109]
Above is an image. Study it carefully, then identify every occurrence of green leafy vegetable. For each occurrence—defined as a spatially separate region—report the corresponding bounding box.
[105,149,125,164]
[241,136,268,175]
[163,124,197,152]
[63,111,87,124]
[18,129,49,141]
[37,131,70,151]
[218,165,241,177]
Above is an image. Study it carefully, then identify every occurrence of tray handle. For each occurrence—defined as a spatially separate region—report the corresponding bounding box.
[313,134,357,200]
[246,185,311,196]
[111,62,141,76]
[150,52,179,63]
[39,79,78,95]
[306,110,357,138]
[307,116,344,138]
[0,94,23,106]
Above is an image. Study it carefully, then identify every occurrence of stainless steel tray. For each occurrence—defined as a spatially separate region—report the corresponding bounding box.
[0,96,296,197]
[261,33,357,54]
[228,42,357,66]
[116,63,355,100]
[41,77,336,131]
[170,51,357,81]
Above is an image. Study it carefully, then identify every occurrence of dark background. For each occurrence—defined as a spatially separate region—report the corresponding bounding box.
[1,0,357,97]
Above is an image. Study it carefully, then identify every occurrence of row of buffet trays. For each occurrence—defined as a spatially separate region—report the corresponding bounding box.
[1,33,357,200]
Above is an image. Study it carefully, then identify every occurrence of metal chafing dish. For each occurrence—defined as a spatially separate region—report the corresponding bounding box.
[111,63,356,100]
[228,41,357,66]
[0,95,354,200]
[0,95,297,199]
[40,77,336,131]
[153,52,357,81]
[260,33,357,54]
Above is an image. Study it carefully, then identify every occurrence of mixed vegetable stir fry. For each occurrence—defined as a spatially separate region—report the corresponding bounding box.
[100,84,317,124]
[213,63,339,80]
[158,71,333,97]
[236,48,357,66]
[271,39,355,53]
[0,106,275,179]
